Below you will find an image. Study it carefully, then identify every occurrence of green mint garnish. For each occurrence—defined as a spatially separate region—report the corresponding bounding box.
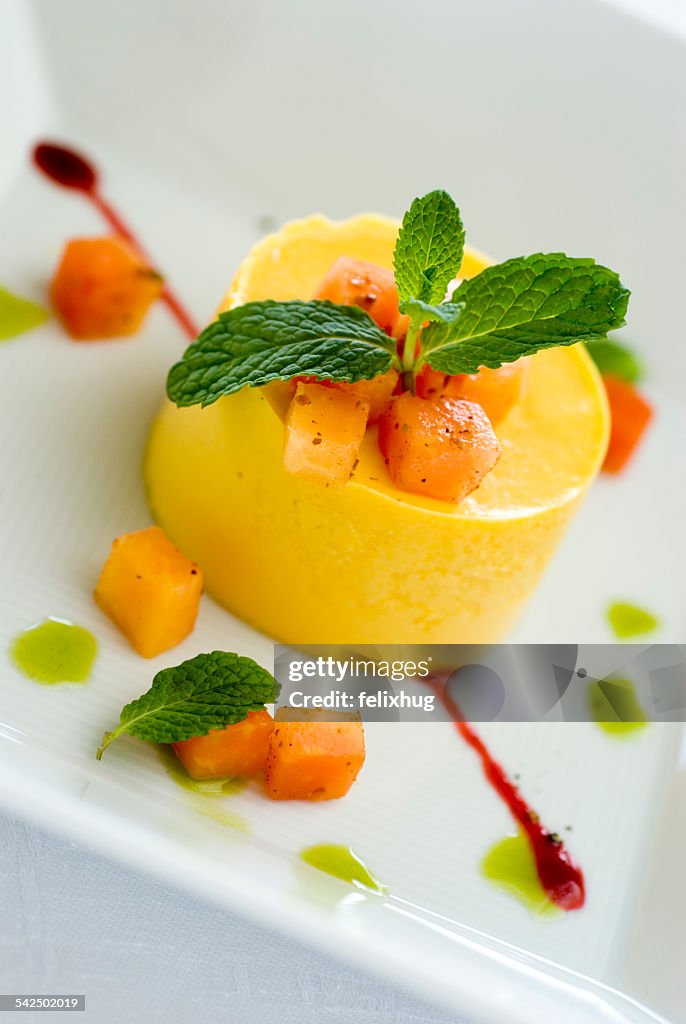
[422,254,630,376]
[393,190,465,306]
[584,338,643,383]
[167,300,395,407]
[166,190,630,405]
[398,297,462,325]
[0,286,49,341]
[97,651,278,759]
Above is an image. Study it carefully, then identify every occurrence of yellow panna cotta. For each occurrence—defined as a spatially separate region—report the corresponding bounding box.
[144,214,609,644]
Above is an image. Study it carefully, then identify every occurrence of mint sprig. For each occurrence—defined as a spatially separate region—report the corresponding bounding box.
[168,300,396,408]
[398,297,462,325]
[393,190,465,306]
[166,190,630,406]
[422,254,630,375]
[96,651,278,759]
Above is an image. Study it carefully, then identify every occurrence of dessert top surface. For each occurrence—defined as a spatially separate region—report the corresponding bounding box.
[215,212,609,519]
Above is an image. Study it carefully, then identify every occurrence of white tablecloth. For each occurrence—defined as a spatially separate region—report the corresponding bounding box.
[0,812,462,1024]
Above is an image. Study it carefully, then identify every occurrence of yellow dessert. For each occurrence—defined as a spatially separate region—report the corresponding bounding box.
[144,213,609,644]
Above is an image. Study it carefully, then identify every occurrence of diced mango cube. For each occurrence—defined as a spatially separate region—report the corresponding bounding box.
[378,393,501,503]
[94,525,202,658]
[283,382,369,488]
[51,236,163,340]
[334,368,399,424]
[173,710,274,780]
[602,375,653,474]
[265,719,366,800]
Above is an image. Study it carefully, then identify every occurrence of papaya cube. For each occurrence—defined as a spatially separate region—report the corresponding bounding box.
[173,710,274,780]
[314,256,408,338]
[417,361,528,424]
[602,374,653,474]
[283,382,369,488]
[265,719,366,800]
[50,236,163,340]
[378,392,501,503]
[94,525,203,658]
[454,362,528,424]
[334,368,399,424]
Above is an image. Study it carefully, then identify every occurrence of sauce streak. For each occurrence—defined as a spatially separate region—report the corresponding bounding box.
[430,678,585,911]
[32,142,199,342]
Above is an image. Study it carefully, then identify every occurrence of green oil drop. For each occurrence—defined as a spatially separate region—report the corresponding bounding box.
[607,601,659,640]
[185,799,250,831]
[10,618,97,684]
[157,746,249,831]
[157,745,248,797]
[299,843,387,895]
[482,833,558,916]
[588,677,647,736]
[0,286,49,341]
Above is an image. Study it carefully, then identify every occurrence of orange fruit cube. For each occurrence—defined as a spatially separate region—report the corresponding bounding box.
[173,710,274,780]
[51,236,163,340]
[94,525,202,658]
[265,719,366,801]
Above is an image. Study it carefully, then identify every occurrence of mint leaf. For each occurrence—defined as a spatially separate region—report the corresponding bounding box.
[585,338,643,383]
[393,191,465,305]
[97,651,278,758]
[167,300,396,408]
[0,286,49,341]
[399,298,462,325]
[422,253,630,375]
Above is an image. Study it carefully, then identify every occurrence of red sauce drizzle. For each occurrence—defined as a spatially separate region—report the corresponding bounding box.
[32,142,199,342]
[430,678,585,911]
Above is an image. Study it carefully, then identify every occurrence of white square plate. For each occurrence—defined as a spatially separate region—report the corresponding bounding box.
[1,1,685,1021]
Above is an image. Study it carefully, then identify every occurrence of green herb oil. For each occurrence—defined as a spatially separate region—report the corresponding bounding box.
[482,833,558,916]
[157,746,249,831]
[10,618,97,684]
[0,286,49,341]
[588,677,647,736]
[157,745,248,797]
[300,843,387,895]
[607,601,659,640]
